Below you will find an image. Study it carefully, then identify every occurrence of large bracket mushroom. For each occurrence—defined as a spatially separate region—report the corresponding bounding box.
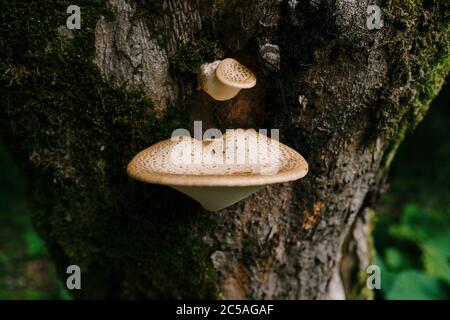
[127,129,308,211]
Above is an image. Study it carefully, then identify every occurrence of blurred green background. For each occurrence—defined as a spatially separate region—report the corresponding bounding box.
[374,78,450,300]
[0,142,71,299]
[0,80,449,300]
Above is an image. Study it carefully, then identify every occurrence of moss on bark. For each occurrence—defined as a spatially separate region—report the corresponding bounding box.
[380,0,450,139]
[0,0,217,298]
[374,0,450,182]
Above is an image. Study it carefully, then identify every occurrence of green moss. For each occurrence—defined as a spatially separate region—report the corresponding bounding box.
[377,0,450,141]
[0,0,217,298]
[172,36,220,73]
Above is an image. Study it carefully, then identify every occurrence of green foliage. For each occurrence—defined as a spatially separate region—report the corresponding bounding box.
[0,144,70,300]
[375,86,450,300]
[25,231,46,257]
[376,204,450,300]
[387,270,448,300]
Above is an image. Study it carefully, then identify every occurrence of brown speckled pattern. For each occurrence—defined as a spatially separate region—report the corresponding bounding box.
[127,129,308,186]
[216,58,257,88]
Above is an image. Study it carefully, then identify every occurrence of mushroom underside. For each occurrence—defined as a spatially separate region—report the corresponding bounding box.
[170,185,264,211]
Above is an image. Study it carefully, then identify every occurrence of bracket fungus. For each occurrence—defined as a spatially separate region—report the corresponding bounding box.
[198,58,257,101]
[127,129,308,211]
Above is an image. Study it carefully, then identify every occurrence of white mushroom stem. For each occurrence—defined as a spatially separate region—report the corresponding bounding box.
[198,60,241,101]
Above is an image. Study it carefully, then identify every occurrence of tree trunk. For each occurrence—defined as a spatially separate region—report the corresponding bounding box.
[1,0,449,299]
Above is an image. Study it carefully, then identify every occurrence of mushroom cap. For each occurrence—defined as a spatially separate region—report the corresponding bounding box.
[215,58,257,89]
[127,129,308,187]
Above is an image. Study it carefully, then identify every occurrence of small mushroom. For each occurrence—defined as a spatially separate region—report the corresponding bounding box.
[198,58,257,101]
[127,129,308,211]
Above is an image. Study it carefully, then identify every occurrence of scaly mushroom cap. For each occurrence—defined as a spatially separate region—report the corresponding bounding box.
[215,58,257,89]
[127,129,308,187]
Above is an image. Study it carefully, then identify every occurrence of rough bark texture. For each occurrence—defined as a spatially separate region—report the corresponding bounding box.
[1,0,449,299]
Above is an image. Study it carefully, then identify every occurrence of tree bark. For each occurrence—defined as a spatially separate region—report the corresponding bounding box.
[1,0,449,299]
